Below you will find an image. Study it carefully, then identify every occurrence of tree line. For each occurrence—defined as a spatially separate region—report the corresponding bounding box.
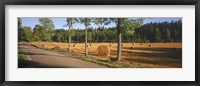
[18,18,182,43]
[18,18,182,61]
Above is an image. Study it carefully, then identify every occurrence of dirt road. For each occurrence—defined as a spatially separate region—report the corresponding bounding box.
[19,46,108,68]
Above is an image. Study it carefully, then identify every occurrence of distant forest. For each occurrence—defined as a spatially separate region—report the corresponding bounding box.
[18,18,182,43]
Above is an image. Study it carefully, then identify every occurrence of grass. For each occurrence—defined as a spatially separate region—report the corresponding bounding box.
[18,47,29,68]
[18,48,28,61]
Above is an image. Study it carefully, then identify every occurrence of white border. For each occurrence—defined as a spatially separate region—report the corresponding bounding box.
[5,5,195,81]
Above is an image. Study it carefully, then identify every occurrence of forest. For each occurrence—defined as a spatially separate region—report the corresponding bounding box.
[18,18,182,43]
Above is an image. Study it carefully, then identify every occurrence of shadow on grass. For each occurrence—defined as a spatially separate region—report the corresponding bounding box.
[110,48,182,59]
[109,48,182,67]
[123,47,182,53]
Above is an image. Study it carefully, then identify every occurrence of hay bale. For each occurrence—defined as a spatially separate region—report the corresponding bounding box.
[110,44,112,46]
[131,46,134,49]
[73,44,77,47]
[121,44,124,46]
[97,45,110,57]
[140,43,143,45]
[149,44,152,47]
[132,43,135,46]
[89,44,92,46]
[43,44,46,48]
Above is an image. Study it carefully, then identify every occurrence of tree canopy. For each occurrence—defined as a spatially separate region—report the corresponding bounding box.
[18,18,182,43]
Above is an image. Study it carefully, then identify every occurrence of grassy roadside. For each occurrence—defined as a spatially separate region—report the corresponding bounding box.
[18,48,28,61]
[18,47,29,68]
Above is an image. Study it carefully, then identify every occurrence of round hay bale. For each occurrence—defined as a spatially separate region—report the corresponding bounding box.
[110,44,112,46]
[149,45,152,47]
[73,44,76,47]
[132,43,135,46]
[121,44,124,46]
[140,43,143,45]
[97,45,110,57]
[131,46,134,49]
[89,44,92,46]
[43,44,46,48]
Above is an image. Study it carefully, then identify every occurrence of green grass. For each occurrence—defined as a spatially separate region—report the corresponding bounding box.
[18,48,28,61]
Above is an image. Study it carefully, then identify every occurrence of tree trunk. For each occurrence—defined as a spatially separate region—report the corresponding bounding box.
[117,18,122,61]
[85,25,88,56]
[68,20,72,51]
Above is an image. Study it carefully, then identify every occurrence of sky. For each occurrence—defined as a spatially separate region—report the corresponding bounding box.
[20,17,182,30]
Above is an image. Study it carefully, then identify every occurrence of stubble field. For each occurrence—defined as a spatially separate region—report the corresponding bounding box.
[19,42,182,68]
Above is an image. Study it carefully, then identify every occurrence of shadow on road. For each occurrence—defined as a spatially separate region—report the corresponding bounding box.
[18,60,75,68]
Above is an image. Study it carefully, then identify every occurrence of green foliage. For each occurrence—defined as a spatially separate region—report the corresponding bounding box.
[135,20,182,42]
[94,18,111,28]
[122,18,144,42]
[165,29,171,42]
[33,24,43,41]
[79,18,93,27]
[18,18,23,42]
[155,28,162,42]
[52,29,67,42]
[20,26,33,42]
[18,18,182,43]
[18,18,22,29]
[39,18,55,30]
[39,18,55,41]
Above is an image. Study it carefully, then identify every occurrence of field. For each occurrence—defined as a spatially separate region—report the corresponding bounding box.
[19,42,182,68]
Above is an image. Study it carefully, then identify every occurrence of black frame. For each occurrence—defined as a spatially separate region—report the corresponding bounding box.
[0,0,199,86]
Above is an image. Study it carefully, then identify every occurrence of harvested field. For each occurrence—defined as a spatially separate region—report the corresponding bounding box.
[19,42,182,68]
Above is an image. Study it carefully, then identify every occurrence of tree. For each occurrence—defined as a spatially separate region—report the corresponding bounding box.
[94,18,111,29]
[18,18,23,42]
[122,18,143,41]
[110,18,143,61]
[39,18,55,42]
[116,18,123,61]
[33,24,43,41]
[155,28,162,42]
[79,18,93,56]
[21,26,33,42]
[52,29,67,42]
[134,20,182,42]
[64,18,79,51]
[165,29,171,42]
